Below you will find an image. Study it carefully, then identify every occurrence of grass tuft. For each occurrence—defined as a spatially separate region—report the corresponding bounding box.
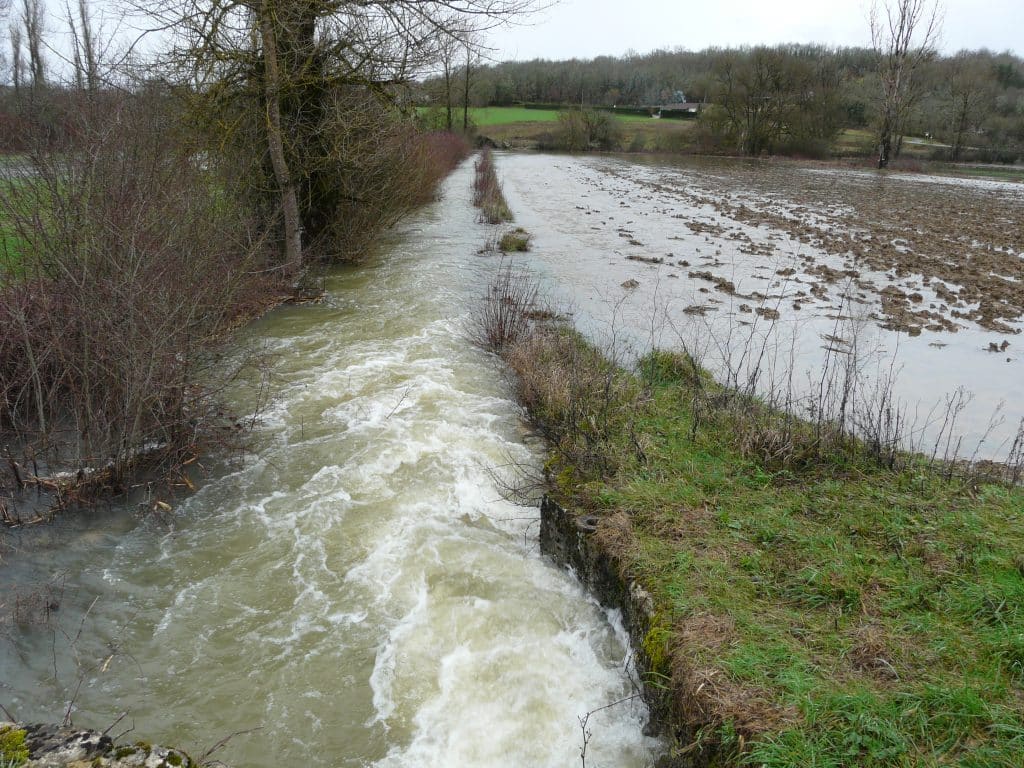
[0,726,29,767]
[498,227,532,252]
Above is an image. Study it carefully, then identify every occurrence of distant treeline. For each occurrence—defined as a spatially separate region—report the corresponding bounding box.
[427,45,1024,160]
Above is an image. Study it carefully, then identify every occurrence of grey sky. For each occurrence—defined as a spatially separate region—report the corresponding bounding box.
[487,0,1021,61]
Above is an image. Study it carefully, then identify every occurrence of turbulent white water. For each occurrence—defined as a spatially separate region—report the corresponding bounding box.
[0,161,659,767]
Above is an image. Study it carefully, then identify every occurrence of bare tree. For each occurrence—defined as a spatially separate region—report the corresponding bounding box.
[9,22,23,93]
[434,21,466,131]
[461,31,482,132]
[149,0,542,271]
[66,0,83,88]
[944,52,995,161]
[20,0,45,89]
[871,0,942,168]
[65,0,101,90]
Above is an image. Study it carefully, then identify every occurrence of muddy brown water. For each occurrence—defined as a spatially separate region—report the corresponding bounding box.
[0,161,659,767]
[496,152,1024,457]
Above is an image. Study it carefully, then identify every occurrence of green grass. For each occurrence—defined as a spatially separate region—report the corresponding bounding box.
[517,339,1024,766]
[0,726,29,767]
[932,164,1024,183]
[421,105,662,128]
[606,111,662,124]
[835,128,876,155]
[467,107,562,125]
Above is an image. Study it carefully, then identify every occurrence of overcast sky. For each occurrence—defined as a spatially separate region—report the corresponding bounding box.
[486,0,1021,62]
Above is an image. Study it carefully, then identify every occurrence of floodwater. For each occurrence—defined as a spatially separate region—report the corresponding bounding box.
[0,160,659,767]
[497,152,1024,456]
[4,151,1022,765]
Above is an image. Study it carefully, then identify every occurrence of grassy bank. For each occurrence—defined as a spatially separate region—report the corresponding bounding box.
[480,284,1024,766]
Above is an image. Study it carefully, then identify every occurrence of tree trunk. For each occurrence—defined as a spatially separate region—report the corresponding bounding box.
[79,0,98,91]
[463,47,471,132]
[878,111,892,168]
[443,66,453,131]
[951,95,969,162]
[23,0,46,90]
[259,2,303,277]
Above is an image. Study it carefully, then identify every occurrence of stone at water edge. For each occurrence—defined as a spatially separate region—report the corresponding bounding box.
[1,722,198,768]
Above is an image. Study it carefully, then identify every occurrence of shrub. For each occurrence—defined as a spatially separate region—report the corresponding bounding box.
[470,265,642,482]
[554,109,623,151]
[0,90,268,493]
[468,261,538,354]
[499,228,532,252]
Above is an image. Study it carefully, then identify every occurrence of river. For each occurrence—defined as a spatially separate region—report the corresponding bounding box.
[0,160,659,767]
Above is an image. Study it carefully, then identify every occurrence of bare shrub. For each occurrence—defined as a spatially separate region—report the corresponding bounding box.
[1004,419,1024,486]
[468,261,539,354]
[663,286,1024,481]
[670,306,912,473]
[470,264,643,482]
[555,109,623,152]
[0,89,268,495]
[303,91,471,257]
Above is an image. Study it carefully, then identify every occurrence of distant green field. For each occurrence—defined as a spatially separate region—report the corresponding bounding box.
[468,107,561,125]
[420,106,659,127]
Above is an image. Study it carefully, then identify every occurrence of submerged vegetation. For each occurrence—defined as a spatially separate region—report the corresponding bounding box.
[475,265,1024,766]
[472,148,513,224]
[498,227,532,252]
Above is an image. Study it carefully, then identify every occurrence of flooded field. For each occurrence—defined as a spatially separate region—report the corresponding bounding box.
[497,153,1024,455]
